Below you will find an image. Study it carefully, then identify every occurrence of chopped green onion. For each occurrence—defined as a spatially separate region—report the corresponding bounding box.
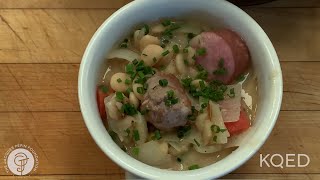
[119,43,127,48]
[159,79,168,87]
[187,33,195,40]
[181,77,193,88]
[143,83,148,90]
[183,48,189,53]
[126,87,133,94]
[154,130,162,140]
[142,53,148,56]
[201,102,208,109]
[125,128,130,137]
[133,129,140,141]
[121,103,138,116]
[177,157,182,163]
[117,78,122,83]
[153,57,157,62]
[196,48,206,56]
[172,44,179,53]
[138,71,145,78]
[125,79,131,85]
[228,88,235,98]
[196,70,208,80]
[115,92,124,101]
[194,139,200,147]
[177,125,191,139]
[167,90,174,98]
[99,85,109,93]
[137,87,145,94]
[161,19,172,26]
[211,125,220,133]
[142,24,149,35]
[184,59,189,65]
[213,68,227,75]
[213,135,217,142]
[132,147,139,156]
[188,164,200,170]
[236,74,246,82]
[162,50,170,56]
[199,80,205,89]
[132,59,139,65]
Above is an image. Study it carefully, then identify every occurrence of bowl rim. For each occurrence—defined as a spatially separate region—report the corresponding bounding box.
[78,0,283,179]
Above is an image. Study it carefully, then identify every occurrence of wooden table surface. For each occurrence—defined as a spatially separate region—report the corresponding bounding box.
[0,0,319,179]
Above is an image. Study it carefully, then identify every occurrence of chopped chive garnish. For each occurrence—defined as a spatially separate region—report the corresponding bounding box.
[167,90,174,98]
[125,63,134,74]
[132,147,139,156]
[181,77,193,88]
[142,24,149,35]
[177,157,182,162]
[183,59,189,65]
[154,130,162,140]
[187,33,195,40]
[213,135,217,142]
[228,88,235,98]
[183,48,189,53]
[142,53,148,56]
[119,43,128,48]
[136,87,145,94]
[161,19,172,26]
[196,48,207,56]
[126,87,133,94]
[188,164,200,170]
[138,71,145,78]
[199,80,205,89]
[99,85,109,93]
[115,92,124,101]
[132,59,139,65]
[196,70,208,80]
[133,129,140,141]
[211,125,227,133]
[125,128,130,136]
[236,74,246,82]
[159,79,168,87]
[177,125,191,139]
[201,102,208,109]
[213,58,228,75]
[153,57,157,62]
[121,103,138,116]
[162,50,170,56]
[194,139,200,147]
[125,79,131,85]
[117,78,122,83]
[172,44,179,53]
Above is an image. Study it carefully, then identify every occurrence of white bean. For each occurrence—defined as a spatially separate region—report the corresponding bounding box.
[139,35,160,51]
[110,73,130,92]
[151,24,165,34]
[175,53,188,75]
[132,83,144,101]
[129,92,139,108]
[141,44,163,66]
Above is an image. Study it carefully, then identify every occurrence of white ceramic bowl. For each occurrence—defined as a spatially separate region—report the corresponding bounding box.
[78,0,283,179]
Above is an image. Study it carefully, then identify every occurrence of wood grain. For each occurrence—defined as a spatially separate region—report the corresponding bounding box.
[0,62,319,112]
[0,0,131,9]
[245,8,320,62]
[0,175,125,180]
[0,8,317,63]
[0,111,319,175]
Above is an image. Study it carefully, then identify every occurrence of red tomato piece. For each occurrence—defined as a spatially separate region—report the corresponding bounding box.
[96,85,113,120]
[224,110,250,136]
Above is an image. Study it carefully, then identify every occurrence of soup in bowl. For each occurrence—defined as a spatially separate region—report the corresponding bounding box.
[78,0,282,179]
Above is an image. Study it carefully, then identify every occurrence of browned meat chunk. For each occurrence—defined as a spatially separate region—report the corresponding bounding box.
[141,73,191,131]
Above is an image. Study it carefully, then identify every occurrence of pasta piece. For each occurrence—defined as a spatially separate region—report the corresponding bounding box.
[151,24,165,34]
[133,113,148,145]
[141,44,163,66]
[139,35,160,51]
[195,112,214,145]
[209,101,230,144]
[219,83,242,122]
[163,59,178,74]
[129,92,139,108]
[134,29,145,48]
[132,83,144,101]
[108,116,134,142]
[175,53,188,75]
[134,141,172,167]
[110,73,130,92]
[104,94,122,120]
